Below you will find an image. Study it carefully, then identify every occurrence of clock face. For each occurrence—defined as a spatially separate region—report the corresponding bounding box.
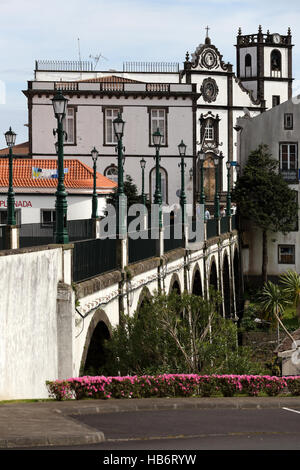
[273,34,281,44]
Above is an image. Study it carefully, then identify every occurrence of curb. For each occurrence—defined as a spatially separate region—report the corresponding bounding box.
[0,431,105,449]
[62,398,300,416]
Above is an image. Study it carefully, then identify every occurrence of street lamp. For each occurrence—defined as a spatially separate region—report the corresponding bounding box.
[152,128,163,228]
[226,160,232,217]
[5,127,17,226]
[213,153,223,219]
[140,157,146,206]
[197,150,206,208]
[113,112,126,236]
[91,147,99,219]
[178,140,187,223]
[51,90,69,244]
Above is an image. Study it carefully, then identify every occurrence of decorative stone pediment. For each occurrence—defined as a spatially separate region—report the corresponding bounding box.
[190,43,232,72]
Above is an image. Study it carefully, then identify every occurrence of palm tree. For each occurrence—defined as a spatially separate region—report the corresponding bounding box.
[280,270,300,319]
[259,281,294,347]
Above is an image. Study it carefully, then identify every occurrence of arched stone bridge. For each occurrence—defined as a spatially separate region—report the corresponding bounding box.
[73,229,241,377]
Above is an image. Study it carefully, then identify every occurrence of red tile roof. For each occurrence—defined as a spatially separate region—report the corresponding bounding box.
[0,159,117,192]
[0,141,29,156]
[80,75,143,84]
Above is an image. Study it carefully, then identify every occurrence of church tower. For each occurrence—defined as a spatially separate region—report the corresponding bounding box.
[236,26,293,109]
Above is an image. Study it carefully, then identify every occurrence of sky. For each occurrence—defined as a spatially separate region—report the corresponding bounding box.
[1,0,300,148]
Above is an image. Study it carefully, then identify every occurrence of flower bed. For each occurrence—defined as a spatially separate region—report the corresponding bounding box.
[46,374,300,401]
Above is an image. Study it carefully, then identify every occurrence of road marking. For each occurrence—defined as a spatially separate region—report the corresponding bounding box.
[283,407,300,415]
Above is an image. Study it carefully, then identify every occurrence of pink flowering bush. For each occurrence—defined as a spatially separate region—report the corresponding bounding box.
[46,374,299,401]
[285,376,300,396]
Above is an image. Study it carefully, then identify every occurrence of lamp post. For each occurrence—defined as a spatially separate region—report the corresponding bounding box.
[5,127,17,226]
[152,128,163,228]
[213,153,223,219]
[52,91,69,244]
[140,157,146,206]
[197,150,206,207]
[113,112,126,237]
[178,140,187,222]
[91,147,99,219]
[226,160,232,217]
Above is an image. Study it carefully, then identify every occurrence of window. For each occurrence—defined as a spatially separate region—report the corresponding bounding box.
[272,95,280,107]
[245,54,252,77]
[41,209,56,226]
[271,50,282,77]
[150,167,168,204]
[284,113,293,130]
[104,108,121,145]
[104,164,118,183]
[280,143,297,170]
[278,245,295,264]
[149,108,167,146]
[205,121,214,141]
[63,107,76,144]
[0,209,21,225]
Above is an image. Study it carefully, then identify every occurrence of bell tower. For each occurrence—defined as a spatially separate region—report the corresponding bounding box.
[236,26,293,109]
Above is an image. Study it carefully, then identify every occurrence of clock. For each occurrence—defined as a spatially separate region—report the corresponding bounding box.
[273,34,281,44]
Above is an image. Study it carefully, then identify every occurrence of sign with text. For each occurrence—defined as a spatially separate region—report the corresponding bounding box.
[32,167,68,179]
[0,200,32,207]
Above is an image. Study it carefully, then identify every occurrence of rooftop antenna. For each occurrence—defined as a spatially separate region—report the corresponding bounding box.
[78,37,83,78]
[78,38,82,65]
[89,53,108,70]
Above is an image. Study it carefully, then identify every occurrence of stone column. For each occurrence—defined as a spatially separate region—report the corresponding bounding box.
[4,225,19,250]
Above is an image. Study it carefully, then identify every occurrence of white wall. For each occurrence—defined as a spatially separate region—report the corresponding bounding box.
[0,247,63,399]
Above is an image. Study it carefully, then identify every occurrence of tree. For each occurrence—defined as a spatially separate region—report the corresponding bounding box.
[280,270,300,319]
[107,174,141,208]
[232,144,298,285]
[100,290,264,376]
[259,281,294,347]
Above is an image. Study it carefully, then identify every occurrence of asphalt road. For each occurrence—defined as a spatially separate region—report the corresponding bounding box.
[14,407,300,451]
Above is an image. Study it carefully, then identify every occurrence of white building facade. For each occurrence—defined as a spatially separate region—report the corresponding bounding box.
[237,97,300,281]
[23,26,293,215]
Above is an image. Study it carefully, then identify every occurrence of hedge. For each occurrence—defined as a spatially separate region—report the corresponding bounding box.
[46,374,300,400]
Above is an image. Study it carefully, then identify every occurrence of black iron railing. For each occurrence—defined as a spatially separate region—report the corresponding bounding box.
[19,223,54,248]
[72,237,117,283]
[231,214,238,231]
[220,216,230,234]
[164,224,183,252]
[0,226,4,250]
[128,228,157,264]
[206,219,218,239]
[17,219,93,248]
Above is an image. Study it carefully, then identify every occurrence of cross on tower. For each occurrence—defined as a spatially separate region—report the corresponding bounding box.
[205,26,210,38]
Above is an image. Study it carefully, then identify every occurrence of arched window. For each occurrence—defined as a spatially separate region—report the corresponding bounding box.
[245,54,252,77]
[271,50,282,77]
[104,164,118,183]
[150,167,168,204]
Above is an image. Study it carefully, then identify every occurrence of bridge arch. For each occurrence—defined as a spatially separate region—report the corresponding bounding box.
[136,286,152,315]
[80,309,112,375]
[233,247,241,317]
[191,264,203,297]
[222,251,231,318]
[208,256,218,292]
[168,273,182,295]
